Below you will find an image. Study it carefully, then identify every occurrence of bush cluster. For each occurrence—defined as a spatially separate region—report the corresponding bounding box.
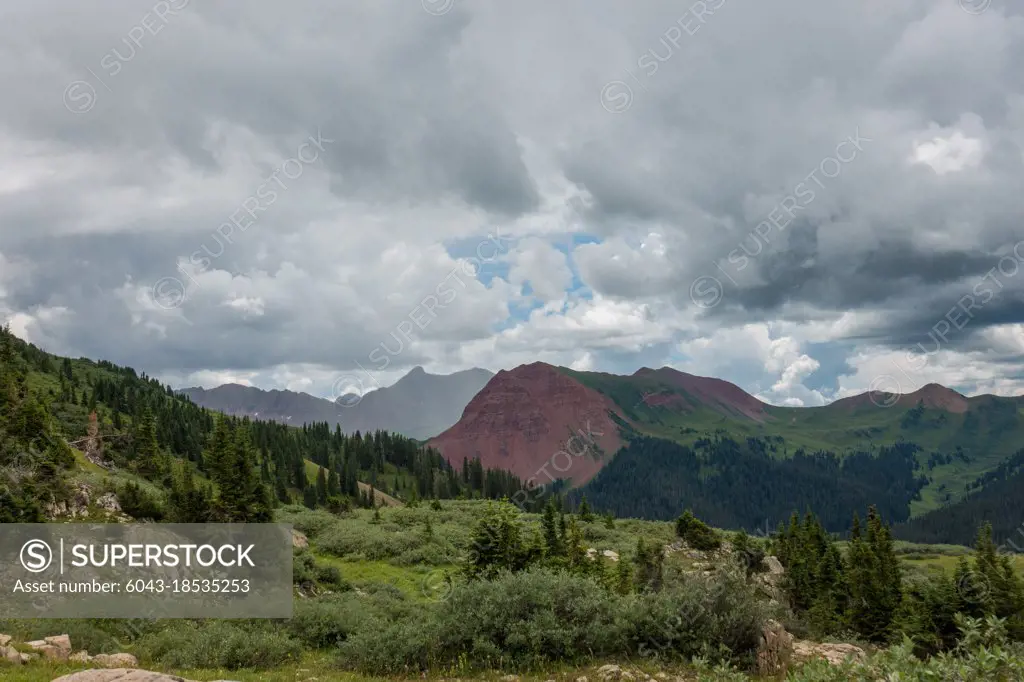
[331,567,773,673]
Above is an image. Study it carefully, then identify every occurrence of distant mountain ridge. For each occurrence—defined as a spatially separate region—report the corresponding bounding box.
[181,366,493,440]
[427,362,1024,523]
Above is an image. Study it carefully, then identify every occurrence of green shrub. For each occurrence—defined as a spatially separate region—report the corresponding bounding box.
[276,505,342,539]
[432,568,623,669]
[676,509,721,551]
[287,595,377,648]
[336,567,773,673]
[337,612,437,674]
[136,620,301,670]
[292,550,351,591]
[116,481,165,520]
[625,569,772,666]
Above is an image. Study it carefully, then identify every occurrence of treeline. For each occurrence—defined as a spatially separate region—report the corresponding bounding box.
[777,508,1024,652]
[576,435,927,532]
[0,326,76,521]
[0,325,534,522]
[896,464,1024,548]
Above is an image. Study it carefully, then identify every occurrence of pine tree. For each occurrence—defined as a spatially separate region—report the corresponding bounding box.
[542,498,562,557]
[845,506,901,642]
[615,553,633,595]
[563,516,588,569]
[578,495,594,522]
[633,537,664,592]
[167,463,212,523]
[462,501,536,581]
[969,523,1024,637]
[207,424,272,522]
[675,509,721,551]
[808,543,847,633]
[134,408,164,477]
[301,486,316,509]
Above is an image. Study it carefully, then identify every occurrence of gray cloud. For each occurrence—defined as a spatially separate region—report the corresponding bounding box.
[0,0,1022,402]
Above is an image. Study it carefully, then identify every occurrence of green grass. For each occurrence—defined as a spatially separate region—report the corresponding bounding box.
[313,555,455,602]
[0,652,366,682]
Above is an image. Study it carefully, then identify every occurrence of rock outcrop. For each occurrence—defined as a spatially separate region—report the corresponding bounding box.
[52,671,195,682]
[0,634,136,669]
[792,639,866,666]
[92,653,140,668]
[757,620,866,675]
[43,483,129,522]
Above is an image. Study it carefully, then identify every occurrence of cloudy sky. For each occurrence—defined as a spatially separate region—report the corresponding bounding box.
[1,0,1023,406]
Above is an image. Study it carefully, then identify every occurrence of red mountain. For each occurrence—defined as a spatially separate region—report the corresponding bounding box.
[427,362,626,486]
[829,382,969,414]
[631,366,770,422]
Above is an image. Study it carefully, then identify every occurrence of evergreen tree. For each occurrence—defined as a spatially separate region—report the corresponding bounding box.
[208,424,272,522]
[633,537,663,592]
[134,408,166,478]
[462,501,535,581]
[167,463,212,523]
[675,509,721,551]
[578,494,594,522]
[615,553,633,595]
[542,498,562,557]
[302,486,317,509]
[846,506,902,642]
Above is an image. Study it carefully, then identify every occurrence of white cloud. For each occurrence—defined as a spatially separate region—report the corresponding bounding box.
[506,236,572,303]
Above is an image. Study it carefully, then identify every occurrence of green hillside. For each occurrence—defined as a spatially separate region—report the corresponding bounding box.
[0,325,530,525]
[560,366,1024,517]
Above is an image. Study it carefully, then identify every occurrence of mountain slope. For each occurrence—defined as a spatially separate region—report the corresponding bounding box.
[429,362,1024,522]
[342,366,494,439]
[182,366,494,440]
[574,435,925,532]
[428,362,626,485]
[179,384,332,422]
[896,448,1024,546]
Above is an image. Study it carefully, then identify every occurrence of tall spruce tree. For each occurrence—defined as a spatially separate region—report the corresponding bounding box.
[542,498,562,557]
[578,494,594,522]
